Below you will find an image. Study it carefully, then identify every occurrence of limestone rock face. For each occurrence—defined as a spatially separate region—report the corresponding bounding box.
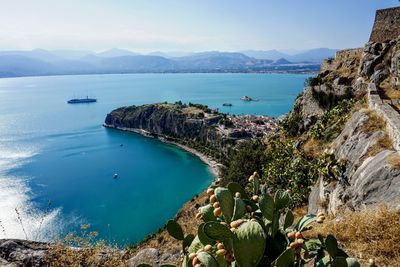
[0,239,49,267]
[127,248,180,267]
[359,38,400,88]
[348,150,400,209]
[104,104,227,150]
[298,87,325,120]
[308,108,400,214]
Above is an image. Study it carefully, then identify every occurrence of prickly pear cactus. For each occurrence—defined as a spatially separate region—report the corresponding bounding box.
[232,197,246,220]
[203,221,233,240]
[232,220,266,267]
[166,220,184,240]
[159,173,360,267]
[198,204,217,222]
[214,187,234,223]
[196,251,219,267]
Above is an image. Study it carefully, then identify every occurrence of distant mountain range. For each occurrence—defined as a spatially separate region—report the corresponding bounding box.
[240,48,338,62]
[0,48,337,78]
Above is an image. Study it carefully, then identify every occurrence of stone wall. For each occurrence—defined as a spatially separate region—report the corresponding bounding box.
[335,48,362,62]
[369,7,400,43]
[367,83,400,150]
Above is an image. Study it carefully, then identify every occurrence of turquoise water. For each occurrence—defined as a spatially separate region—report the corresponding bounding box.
[0,73,308,245]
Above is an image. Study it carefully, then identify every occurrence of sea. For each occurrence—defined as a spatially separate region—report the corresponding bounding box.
[0,73,308,246]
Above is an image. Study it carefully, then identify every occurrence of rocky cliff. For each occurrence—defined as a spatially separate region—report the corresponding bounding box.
[301,8,400,214]
[104,103,277,157]
[105,103,227,150]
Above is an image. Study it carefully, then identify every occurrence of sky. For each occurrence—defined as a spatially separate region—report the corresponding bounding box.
[0,0,398,52]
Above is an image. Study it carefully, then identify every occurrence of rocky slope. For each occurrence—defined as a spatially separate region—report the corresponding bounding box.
[302,36,400,214]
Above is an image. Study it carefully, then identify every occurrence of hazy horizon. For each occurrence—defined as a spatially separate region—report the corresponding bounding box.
[0,1,398,52]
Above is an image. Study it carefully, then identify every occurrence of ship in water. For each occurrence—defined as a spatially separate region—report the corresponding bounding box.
[67,96,97,104]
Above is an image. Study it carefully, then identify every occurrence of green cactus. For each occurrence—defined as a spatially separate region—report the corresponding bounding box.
[166,220,184,240]
[214,187,234,223]
[232,220,266,267]
[197,223,215,245]
[227,182,249,199]
[252,173,260,195]
[159,173,360,267]
[274,248,295,267]
[283,210,294,230]
[188,235,204,254]
[259,193,274,221]
[274,189,290,211]
[203,221,233,240]
[196,251,219,267]
[198,204,217,222]
[232,197,246,220]
[294,214,316,232]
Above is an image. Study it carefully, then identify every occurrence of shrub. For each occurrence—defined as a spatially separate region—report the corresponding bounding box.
[281,100,304,137]
[310,99,355,141]
[311,86,353,110]
[304,75,323,87]
[221,140,266,186]
[262,137,345,205]
[219,117,233,127]
[163,180,359,267]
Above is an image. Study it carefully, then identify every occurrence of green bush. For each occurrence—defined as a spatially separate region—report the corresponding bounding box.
[163,181,359,267]
[261,137,345,205]
[281,100,304,137]
[311,86,352,110]
[304,75,323,87]
[221,140,266,186]
[310,99,354,141]
[221,136,345,206]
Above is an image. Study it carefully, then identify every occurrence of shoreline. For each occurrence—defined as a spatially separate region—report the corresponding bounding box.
[103,124,221,178]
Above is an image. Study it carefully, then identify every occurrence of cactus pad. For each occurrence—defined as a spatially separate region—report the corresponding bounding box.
[196,251,218,267]
[166,220,184,240]
[233,220,266,267]
[214,187,234,223]
[203,221,233,240]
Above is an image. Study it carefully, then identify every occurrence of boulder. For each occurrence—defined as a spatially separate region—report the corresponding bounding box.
[127,248,180,267]
[0,239,49,267]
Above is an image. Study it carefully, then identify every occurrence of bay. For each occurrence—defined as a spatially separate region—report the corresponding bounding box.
[0,73,308,245]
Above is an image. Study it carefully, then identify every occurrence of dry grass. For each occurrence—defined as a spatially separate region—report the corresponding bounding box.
[47,241,126,267]
[304,206,400,266]
[360,109,386,134]
[387,152,400,168]
[303,138,326,157]
[366,134,393,157]
[182,106,204,115]
[380,79,400,99]
[46,225,128,266]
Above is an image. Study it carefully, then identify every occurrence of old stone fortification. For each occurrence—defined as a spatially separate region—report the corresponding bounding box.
[320,48,362,73]
[369,6,400,43]
[335,48,363,62]
[368,83,400,150]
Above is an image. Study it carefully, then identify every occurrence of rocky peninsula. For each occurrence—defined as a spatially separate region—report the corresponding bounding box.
[104,102,278,174]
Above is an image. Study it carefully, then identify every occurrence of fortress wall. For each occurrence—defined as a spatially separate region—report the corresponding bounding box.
[335,48,362,62]
[369,7,400,43]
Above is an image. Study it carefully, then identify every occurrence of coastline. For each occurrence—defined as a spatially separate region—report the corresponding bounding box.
[103,124,221,178]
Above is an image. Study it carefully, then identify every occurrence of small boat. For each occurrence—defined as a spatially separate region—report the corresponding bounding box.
[240,96,253,101]
[67,96,97,104]
[222,103,233,107]
[113,173,118,179]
